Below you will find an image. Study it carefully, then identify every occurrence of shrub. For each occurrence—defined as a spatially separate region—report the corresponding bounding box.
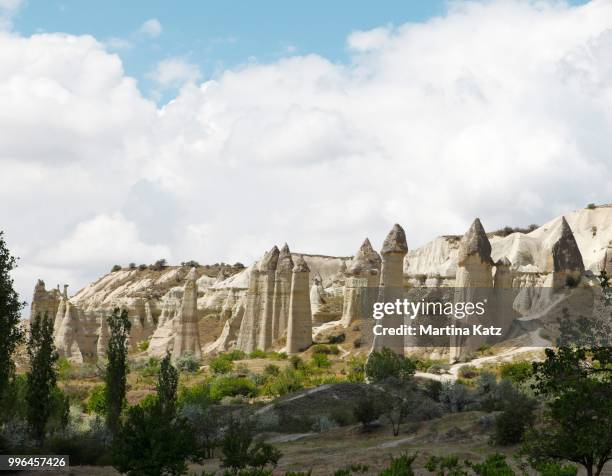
[492,393,536,445]
[261,368,304,397]
[465,453,515,475]
[111,265,122,272]
[149,258,168,271]
[263,364,280,377]
[439,382,474,412]
[329,408,353,427]
[426,363,449,375]
[346,355,366,382]
[249,349,267,359]
[137,340,149,352]
[499,361,532,384]
[379,453,416,476]
[181,260,200,268]
[138,264,147,270]
[458,364,479,379]
[267,351,287,361]
[140,357,161,377]
[175,352,200,373]
[423,380,443,402]
[312,344,339,355]
[87,385,106,415]
[353,395,382,428]
[178,382,212,409]
[328,333,346,344]
[210,356,234,375]
[128,263,136,269]
[365,348,416,383]
[222,350,247,361]
[532,461,578,476]
[586,203,597,209]
[210,376,257,401]
[289,355,304,370]
[310,353,331,369]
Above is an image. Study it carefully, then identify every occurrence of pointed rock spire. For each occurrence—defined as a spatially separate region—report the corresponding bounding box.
[457,218,493,265]
[552,217,585,273]
[349,238,381,275]
[259,245,280,271]
[277,243,294,272]
[381,224,408,255]
[293,255,310,273]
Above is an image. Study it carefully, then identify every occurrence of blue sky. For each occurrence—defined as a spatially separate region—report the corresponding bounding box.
[8,1,461,102]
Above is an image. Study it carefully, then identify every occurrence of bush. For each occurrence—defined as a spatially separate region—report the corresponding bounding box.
[379,453,416,476]
[210,376,257,401]
[221,350,247,361]
[492,393,536,445]
[138,264,147,270]
[149,259,168,271]
[175,352,200,373]
[263,364,280,377]
[87,385,106,415]
[181,260,201,268]
[499,361,532,384]
[128,263,136,269]
[439,382,474,412]
[353,395,382,428]
[312,344,339,355]
[178,382,212,409]
[365,348,416,383]
[586,203,597,209]
[346,355,366,382]
[289,355,304,370]
[466,453,515,475]
[210,356,234,375]
[111,264,122,272]
[139,356,161,377]
[261,368,304,397]
[267,351,288,361]
[137,340,149,352]
[310,353,331,369]
[458,364,479,379]
[423,379,443,402]
[249,349,267,359]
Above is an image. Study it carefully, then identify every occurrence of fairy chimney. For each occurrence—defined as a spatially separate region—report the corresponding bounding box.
[552,217,584,288]
[257,246,280,351]
[286,256,313,354]
[272,243,294,340]
[172,267,202,360]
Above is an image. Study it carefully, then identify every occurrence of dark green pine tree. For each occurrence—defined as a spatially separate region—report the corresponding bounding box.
[0,231,24,412]
[157,352,179,418]
[26,312,59,446]
[105,307,131,435]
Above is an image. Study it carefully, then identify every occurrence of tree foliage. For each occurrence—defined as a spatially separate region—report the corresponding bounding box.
[105,307,131,435]
[0,231,24,411]
[26,312,61,445]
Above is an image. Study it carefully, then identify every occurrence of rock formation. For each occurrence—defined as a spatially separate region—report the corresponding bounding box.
[96,315,109,359]
[372,224,408,355]
[172,267,202,360]
[450,218,494,362]
[53,285,69,337]
[604,241,612,276]
[286,256,313,354]
[236,267,261,353]
[551,217,585,288]
[272,244,294,341]
[257,246,280,351]
[340,238,381,327]
[55,301,83,362]
[30,280,61,325]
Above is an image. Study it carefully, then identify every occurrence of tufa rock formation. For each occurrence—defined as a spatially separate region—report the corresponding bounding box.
[372,224,408,355]
[340,238,381,327]
[551,217,585,288]
[172,267,202,360]
[236,267,262,353]
[30,280,60,325]
[286,256,313,354]
[257,246,280,351]
[272,244,294,341]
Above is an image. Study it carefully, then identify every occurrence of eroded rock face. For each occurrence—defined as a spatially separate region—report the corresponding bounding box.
[172,268,202,360]
[372,224,408,355]
[340,238,381,327]
[257,246,280,351]
[272,244,294,341]
[450,218,494,362]
[287,256,312,353]
[236,268,261,353]
[552,217,585,288]
[30,280,61,325]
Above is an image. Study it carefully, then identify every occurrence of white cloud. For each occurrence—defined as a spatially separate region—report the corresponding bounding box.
[138,18,162,38]
[149,57,201,88]
[0,0,24,30]
[2,0,612,311]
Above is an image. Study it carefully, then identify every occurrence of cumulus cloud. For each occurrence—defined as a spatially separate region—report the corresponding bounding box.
[139,18,162,38]
[149,57,202,88]
[2,0,612,310]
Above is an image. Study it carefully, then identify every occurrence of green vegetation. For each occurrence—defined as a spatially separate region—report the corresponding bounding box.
[105,307,131,435]
[365,347,416,383]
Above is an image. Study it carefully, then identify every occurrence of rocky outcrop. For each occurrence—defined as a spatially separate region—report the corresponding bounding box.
[96,316,109,359]
[551,217,585,287]
[340,238,381,327]
[204,293,246,354]
[236,268,261,353]
[257,246,280,351]
[372,224,408,355]
[30,280,61,324]
[172,268,202,360]
[55,301,83,362]
[287,256,312,354]
[272,244,294,341]
[450,218,494,362]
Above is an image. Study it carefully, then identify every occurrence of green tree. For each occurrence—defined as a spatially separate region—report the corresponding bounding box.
[0,231,24,414]
[105,307,131,435]
[113,355,197,476]
[365,347,416,383]
[26,312,60,445]
[524,347,611,476]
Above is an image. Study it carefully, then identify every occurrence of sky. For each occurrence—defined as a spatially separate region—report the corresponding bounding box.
[1,0,611,311]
